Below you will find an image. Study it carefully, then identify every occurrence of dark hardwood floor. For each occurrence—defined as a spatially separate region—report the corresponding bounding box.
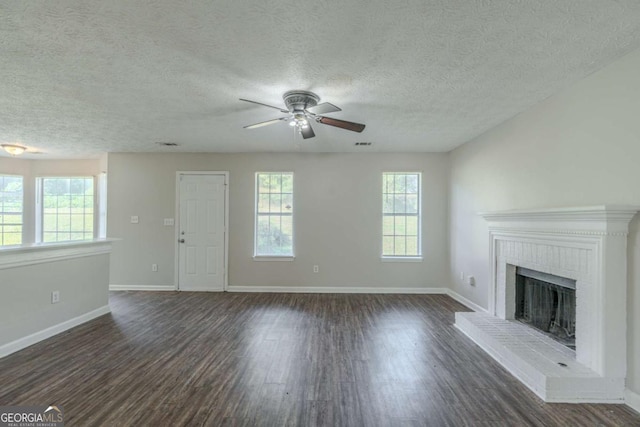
[1,292,639,426]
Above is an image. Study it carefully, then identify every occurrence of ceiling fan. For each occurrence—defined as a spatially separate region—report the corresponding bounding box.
[240,90,365,139]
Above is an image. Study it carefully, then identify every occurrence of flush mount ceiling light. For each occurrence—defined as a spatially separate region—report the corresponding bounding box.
[1,144,27,156]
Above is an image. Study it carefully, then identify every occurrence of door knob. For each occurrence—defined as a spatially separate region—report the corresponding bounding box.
[179,239,185,243]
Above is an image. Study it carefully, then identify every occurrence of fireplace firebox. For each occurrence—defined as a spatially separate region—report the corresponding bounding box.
[515,267,576,349]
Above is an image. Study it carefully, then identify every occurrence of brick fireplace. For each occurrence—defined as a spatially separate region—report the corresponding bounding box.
[455,206,638,402]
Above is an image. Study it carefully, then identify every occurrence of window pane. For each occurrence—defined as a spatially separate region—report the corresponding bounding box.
[41,177,94,243]
[3,214,21,224]
[282,193,293,213]
[70,214,86,231]
[270,194,282,213]
[394,195,406,214]
[383,195,394,214]
[394,216,406,235]
[406,194,418,214]
[394,174,406,193]
[1,175,23,246]
[382,236,394,256]
[258,174,270,193]
[280,215,293,238]
[381,173,421,257]
[4,233,21,246]
[383,216,394,235]
[395,236,406,256]
[256,215,272,254]
[43,232,57,242]
[406,175,418,193]
[406,216,418,236]
[281,174,293,193]
[270,174,281,192]
[70,232,85,241]
[406,236,418,255]
[255,173,294,256]
[279,217,294,255]
[258,194,270,213]
[58,214,71,231]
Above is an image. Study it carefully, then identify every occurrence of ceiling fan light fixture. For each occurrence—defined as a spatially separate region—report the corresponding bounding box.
[240,90,365,139]
[1,144,26,156]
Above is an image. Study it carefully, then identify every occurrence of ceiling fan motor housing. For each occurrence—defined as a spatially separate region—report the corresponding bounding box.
[283,90,319,113]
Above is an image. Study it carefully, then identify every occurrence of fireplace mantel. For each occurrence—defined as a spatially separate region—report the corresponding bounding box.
[456,205,639,403]
[479,205,638,234]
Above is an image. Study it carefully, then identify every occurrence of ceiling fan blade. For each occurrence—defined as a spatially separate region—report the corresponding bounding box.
[317,116,365,133]
[306,102,341,115]
[239,98,289,113]
[243,117,288,129]
[300,123,315,139]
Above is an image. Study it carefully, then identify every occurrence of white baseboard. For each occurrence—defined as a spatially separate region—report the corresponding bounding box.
[626,388,640,413]
[446,289,489,313]
[226,286,449,294]
[0,305,111,359]
[109,284,176,291]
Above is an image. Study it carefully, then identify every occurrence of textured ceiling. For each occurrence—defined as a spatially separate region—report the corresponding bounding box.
[1,1,640,158]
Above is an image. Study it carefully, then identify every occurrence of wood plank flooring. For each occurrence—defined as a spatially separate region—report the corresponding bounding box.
[1,292,639,426]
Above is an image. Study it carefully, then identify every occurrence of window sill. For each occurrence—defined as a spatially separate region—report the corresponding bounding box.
[0,238,118,270]
[253,256,295,262]
[381,256,423,263]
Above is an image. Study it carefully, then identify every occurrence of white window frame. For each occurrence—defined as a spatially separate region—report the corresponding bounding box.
[381,171,423,261]
[0,174,24,247]
[36,176,98,244]
[253,172,295,260]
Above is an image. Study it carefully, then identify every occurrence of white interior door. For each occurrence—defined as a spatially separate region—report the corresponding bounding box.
[178,173,226,291]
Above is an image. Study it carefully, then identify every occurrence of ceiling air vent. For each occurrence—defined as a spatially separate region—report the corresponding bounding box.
[355,142,372,146]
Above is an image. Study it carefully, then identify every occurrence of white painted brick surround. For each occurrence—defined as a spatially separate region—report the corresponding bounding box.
[456,206,638,403]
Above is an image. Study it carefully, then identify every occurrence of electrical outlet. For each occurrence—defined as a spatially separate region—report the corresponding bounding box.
[467,275,476,286]
[152,264,158,272]
[313,265,319,273]
[51,290,60,304]
[131,216,139,224]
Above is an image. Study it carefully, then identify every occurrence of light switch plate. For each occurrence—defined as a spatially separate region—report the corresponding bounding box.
[131,216,139,224]
[164,218,175,226]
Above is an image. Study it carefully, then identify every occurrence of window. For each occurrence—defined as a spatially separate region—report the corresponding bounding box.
[255,172,294,257]
[39,177,95,243]
[0,175,23,246]
[382,172,421,258]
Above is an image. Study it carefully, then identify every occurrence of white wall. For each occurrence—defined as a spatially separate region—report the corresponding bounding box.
[0,252,110,352]
[449,48,640,395]
[107,152,449,290]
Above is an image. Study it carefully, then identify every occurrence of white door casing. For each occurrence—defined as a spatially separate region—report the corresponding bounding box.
[177,173,227,291]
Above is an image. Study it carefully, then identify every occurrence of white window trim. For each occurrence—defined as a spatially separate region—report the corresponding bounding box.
[35,176,98,244]
[381,171,422,259]
[381,256,424,262]
[254,171,295,259]
[0,174,24,247]
[252,256,295,261]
